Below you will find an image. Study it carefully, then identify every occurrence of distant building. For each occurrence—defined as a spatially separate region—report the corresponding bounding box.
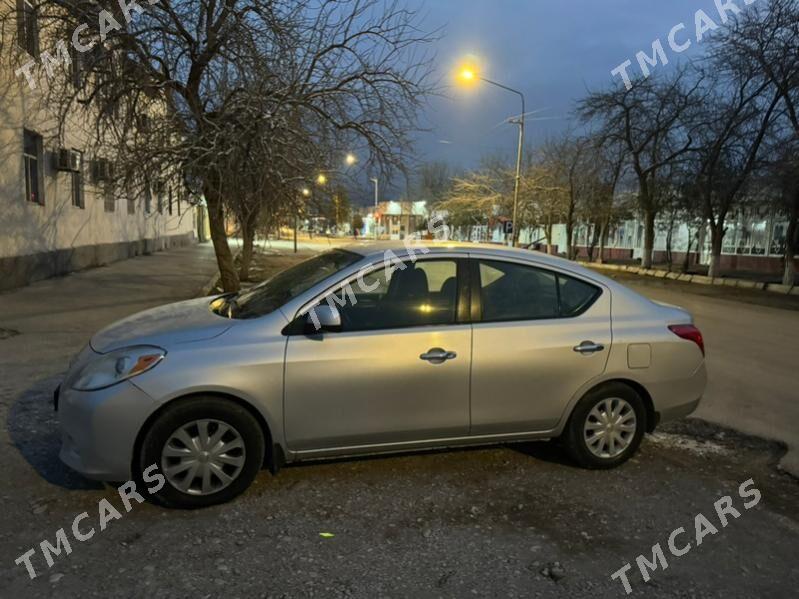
[0,6,198,290]
[372,200,428,239]
[450,208,796,276]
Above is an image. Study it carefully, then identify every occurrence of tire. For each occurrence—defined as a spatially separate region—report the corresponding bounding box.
[139,397,266,508]
[564,382,646,469]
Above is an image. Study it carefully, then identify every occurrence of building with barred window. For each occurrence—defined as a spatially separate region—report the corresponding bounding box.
[0,1,198,291]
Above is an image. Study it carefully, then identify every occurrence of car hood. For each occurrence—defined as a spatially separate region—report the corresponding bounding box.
[91,297,234,353]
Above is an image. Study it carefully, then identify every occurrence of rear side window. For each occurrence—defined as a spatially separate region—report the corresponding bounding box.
[478,261,559,321]
[477,260,601,322]
[559,275,601,317]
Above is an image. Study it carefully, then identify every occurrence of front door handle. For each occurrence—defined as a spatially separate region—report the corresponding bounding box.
[573,341,605,354]
[420,348,457,364]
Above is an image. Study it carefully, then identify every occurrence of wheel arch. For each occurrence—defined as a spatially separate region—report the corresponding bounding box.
[561,378,657,435]
[131,391,281,479]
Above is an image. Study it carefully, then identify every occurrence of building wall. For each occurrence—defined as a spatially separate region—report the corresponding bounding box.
[522,215,797,276]
[0,11,197,290]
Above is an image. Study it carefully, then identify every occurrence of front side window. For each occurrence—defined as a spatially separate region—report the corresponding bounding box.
[219,250,362,319]
[23,129,43,204]
[332,259,459,332]
[477,260,600,322]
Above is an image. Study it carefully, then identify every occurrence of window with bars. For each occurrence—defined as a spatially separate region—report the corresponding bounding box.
[104,186,115,212]
[23,129,43,205]
[157,184,164,214]
[69,44,81,88]
[71,150,84,208]
[17,0,39,57]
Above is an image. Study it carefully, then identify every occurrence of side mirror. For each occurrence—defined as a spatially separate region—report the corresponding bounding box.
[304,304,342,333]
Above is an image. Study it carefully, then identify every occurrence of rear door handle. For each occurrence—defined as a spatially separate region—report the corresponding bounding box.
[420,348,457,364]
[573,341,605,354]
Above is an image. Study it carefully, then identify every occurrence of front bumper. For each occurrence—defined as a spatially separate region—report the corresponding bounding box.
[58,380,157,481]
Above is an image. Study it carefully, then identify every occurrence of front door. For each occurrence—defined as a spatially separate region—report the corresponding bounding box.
[469,258,611,435]
[284,258,472,451]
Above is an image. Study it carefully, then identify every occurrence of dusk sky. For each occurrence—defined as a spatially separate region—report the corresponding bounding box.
[414,0,726,170]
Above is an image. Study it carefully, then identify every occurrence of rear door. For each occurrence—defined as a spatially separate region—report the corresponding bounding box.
[469,257,611,435]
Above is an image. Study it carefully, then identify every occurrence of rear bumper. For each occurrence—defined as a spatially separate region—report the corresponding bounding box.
[650,362,707,426]
[656,397,702,424]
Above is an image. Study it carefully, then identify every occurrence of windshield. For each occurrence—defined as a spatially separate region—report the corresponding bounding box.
[212,249,361,319]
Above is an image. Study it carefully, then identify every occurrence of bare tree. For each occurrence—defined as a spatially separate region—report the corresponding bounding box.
[717,0,799,284]
[579,69,701,268]
[2,0,437,292]
[540,134,589,260]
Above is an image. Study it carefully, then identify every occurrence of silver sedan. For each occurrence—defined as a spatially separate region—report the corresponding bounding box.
[57,242,707,508]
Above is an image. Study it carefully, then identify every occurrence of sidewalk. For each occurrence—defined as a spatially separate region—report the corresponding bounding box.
[0,243,218,401]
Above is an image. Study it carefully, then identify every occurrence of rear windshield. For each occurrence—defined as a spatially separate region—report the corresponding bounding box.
[213,249,361,319]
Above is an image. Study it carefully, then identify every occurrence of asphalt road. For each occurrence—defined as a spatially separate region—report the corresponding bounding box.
[0,245,797,598]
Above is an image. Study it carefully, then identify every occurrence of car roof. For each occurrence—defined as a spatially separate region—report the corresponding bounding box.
[340,240,590,274]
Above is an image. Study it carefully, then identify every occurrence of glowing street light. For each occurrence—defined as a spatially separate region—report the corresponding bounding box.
[301,187,311,197]
[316,173,328,186]
[345,153,357,167]
[455,56,526,247]
[457,65,478,85]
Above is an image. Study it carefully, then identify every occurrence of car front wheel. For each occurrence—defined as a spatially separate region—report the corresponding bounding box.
[565,383,646,469]
[139,397,265,508]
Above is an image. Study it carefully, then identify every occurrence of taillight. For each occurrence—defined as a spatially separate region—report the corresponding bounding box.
[668,324,705,356]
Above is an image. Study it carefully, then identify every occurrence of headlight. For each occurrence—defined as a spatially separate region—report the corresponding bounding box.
[71,346,166,391]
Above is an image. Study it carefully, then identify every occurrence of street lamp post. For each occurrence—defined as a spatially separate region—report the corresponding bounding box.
[296,187,311,253]
[370,177,379,240]
[457,64,525,247]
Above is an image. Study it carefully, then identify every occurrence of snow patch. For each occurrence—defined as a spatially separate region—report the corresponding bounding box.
[648,432,730,456]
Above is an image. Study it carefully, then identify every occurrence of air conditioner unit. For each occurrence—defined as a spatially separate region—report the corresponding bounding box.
[93,158,114,182]
[55,148,73,171]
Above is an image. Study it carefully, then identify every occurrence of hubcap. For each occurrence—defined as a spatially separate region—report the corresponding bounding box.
[583,398,637,459]
[161,419,246,496]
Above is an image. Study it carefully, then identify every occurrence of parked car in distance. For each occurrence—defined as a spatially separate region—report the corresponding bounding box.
[56,242,707,508]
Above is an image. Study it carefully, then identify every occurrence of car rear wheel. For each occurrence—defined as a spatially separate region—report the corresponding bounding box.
[565,383,646,469]
[139,397,265,508]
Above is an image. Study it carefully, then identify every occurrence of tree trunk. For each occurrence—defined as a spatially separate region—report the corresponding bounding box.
[238,211,257,282]
[545,221,554,254]
[641,209,656,269]
[665,223,674,271]
[597,217,609,264]
[565,213,575,260]
[205,186,240,293]
[682,228,694,274]
[784,193,798,286]
[707,222,726,280]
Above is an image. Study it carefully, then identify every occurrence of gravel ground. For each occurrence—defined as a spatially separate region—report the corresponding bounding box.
[2,390,797,598]
[1,247,798,598]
